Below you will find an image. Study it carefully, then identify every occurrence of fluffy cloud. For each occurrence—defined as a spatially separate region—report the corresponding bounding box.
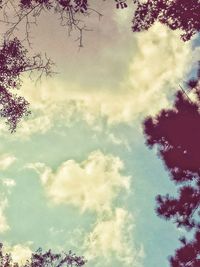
[0,154,16,170]
[3,243,32,266]
[27,151,130,214]
[83,208,142,266]
[9,22,195,138]
[27,152,141,265]
[125,23,192,117]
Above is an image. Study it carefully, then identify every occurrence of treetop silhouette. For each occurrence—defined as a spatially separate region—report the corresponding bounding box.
[132,0,200,41]
[144,63,200,266]
[0,243,87,267]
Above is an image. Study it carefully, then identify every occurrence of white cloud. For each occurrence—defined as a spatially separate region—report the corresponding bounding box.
[0,154,16,170]
[0,178,16,233]
[0,176,15,233]
[0,198,9,233]
[0,165,16,233]
[27,152,142,265]
[83,208,142,266]
[8,22,194,138]
[49,226,64,235]
[27,151,130,214]
[2,178,16,188]
[3,243,32,266]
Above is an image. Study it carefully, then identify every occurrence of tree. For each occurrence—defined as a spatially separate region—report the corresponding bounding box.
[0,0,128,51]
[0,243,87,267]
[132,0,200,41]
[169,231,200,267]
[143,64,200,266]
[0,37,52,132]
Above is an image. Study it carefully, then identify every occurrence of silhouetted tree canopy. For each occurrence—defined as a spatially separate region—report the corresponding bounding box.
[1,0,128,46]
[0,38,52,132]
[143,64,200,266]
[0,243,86,267]
[132,0,200,41]
[169,231,200,267]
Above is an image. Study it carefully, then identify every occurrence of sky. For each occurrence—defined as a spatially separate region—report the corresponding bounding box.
[0,1,200,267]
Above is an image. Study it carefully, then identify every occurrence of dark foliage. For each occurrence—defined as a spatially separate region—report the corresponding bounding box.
[132,0,200,41]
[0,86,30,133]
[0,243,87,267]
[115,0,128,9]
[169,231,200,267]
[0,38,52,132]
[143,65,200,266]
[2,0,128,47]
[19,0,89,14]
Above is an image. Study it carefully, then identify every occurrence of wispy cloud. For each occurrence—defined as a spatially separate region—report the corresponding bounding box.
[0,154,16,233]
[0,154,16,170]
[2,178,16,188]
[0,198,9,233]
[83,208,142,266]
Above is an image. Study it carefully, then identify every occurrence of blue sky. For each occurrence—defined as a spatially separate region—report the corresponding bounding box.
[0,121,181,267]
[0,2,199,267]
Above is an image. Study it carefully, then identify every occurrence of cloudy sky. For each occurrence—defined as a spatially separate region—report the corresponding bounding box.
[0,1,199,267]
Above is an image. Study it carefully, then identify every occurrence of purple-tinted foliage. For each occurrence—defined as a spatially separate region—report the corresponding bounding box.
[115,0,128,9]
[156,186,200,229]
[169,231,200,267]
[19,0,53,9]
[0,86,30,133]
[0,38,51,132]
[143,64,200,266]
[0,38,29,90]
[19,0,90,13]
[0,243,87,267]
[0,38,30,132]
[133,0,200,41]
[19,0,128,11]
[144,92,200,183]
[19,0,88,12]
